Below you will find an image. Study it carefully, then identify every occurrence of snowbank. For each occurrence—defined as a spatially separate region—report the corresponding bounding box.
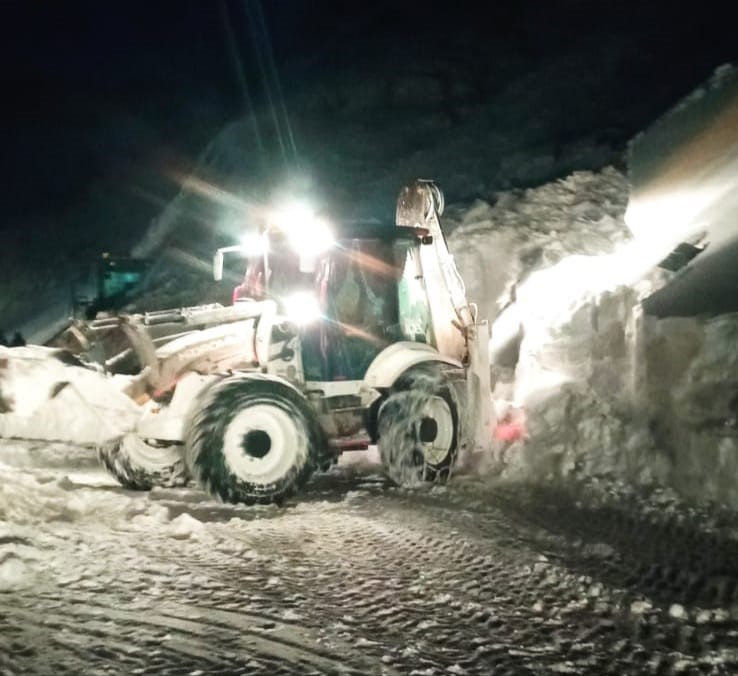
[448,167,631,325]
[507,300,738,507]
[642,313,738,504]
[450,167,738,508]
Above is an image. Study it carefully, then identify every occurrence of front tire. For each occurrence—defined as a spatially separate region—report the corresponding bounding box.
[377,365,459,486]
[185,376,322,504]
[98,434,188,490]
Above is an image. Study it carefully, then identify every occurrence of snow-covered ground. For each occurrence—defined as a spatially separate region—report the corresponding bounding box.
[3,442,738,674]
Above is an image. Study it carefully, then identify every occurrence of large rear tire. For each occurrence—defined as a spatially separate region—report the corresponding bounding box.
[98,434,188,490]
[185,376,322,504]
[377,365,459,486]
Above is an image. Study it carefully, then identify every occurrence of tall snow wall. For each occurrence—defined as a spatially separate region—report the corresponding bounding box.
[449,167,738,508]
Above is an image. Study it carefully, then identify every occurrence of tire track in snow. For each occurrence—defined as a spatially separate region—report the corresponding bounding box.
[4,459,738,674]
[6,604,228,674]
[9,595,378,675]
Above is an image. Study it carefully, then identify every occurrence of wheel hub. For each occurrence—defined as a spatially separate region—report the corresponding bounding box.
[222,403,305,486]
[417,396,454,466]
[242,429,271,459]
[419,417,438,443]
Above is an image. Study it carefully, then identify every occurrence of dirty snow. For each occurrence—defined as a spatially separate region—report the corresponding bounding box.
[2,443,738,674]
[450,166,738,507]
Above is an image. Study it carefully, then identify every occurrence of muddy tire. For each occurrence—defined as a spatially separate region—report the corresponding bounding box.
[185,375,322,504]
[377,365,459,486]
[98,434,188,490]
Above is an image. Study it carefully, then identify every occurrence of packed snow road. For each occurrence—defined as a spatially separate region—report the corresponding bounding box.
[2,444,738,675]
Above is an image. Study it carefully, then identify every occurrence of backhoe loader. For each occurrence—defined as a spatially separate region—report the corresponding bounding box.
[0,181,493,504]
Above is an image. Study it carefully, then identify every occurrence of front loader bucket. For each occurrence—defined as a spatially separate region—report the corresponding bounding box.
[626,64,738,316]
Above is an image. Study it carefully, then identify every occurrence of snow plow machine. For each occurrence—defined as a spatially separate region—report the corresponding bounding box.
[0,181,493,504]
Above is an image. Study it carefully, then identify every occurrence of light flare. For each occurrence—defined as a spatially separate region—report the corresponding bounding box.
[269,202,334,257]
[240,232,269,256]
[282,291,322,325]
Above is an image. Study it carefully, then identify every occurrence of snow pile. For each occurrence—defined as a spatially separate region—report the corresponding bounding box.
[0,464,129,526]
[0,346,140,446]
[0,457,110,587]
[450,167,738,507]
[643,313,738,505]
[499,284,663,486]
[0,453,211,539]
[447,167,630,325]
[0,451,228,592]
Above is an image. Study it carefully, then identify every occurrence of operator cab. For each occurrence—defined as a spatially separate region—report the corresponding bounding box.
[232,224,435,382]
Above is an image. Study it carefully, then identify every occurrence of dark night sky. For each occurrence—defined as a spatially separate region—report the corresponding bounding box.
[0,1,735,240]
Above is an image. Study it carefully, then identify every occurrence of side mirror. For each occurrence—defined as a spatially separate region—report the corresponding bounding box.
[421,235,434,245]
[213,250,224,281]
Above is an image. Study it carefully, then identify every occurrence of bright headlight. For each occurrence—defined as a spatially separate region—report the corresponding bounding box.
[283,291,321,325]
[271,202,314,232]
[270,202,334,256]
[240,232,269,256]
[289,217,334,256]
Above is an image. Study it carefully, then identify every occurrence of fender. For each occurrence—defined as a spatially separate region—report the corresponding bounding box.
[218,371,307,397]
[136,371,306,443]
[363,341,462,390]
